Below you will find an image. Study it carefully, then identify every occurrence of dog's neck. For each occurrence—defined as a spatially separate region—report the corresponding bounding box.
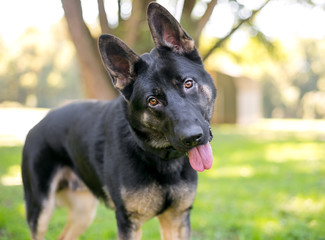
[128,125,185,160]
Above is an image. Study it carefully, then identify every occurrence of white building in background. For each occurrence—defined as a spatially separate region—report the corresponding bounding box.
[211,71,262,125]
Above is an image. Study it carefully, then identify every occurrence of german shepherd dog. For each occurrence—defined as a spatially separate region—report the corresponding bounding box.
[22,2,216,240]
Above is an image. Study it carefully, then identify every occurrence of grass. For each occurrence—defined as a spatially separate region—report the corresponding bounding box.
[1,125,325,239]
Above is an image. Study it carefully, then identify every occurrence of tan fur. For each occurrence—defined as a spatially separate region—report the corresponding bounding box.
[33,167,97,240]
[158,210,190,240]
[32,167,65,240]
[57,189,98,240]
[158,183,196,240]
[121,182,196,240]
[34,168,196,240]
[200,84,213,103]
[117,228,142,240]
[32,197,55,240]
[121,183,164,224]
[169,182,196,210]
[200,84,215,119]
[180,35,195,53]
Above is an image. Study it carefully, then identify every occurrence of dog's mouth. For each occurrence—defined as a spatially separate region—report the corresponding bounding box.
[166,142,213,172]
[187,142,213,172]
[134,124,214,172]
[168,126,213,172]
[172,127,212,172]
[187,128,213,172]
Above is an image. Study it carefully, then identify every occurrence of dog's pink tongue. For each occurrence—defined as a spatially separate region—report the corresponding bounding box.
[188,143,213,172]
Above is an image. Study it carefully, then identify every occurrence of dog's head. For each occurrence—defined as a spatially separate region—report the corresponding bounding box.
[98,2,217,172]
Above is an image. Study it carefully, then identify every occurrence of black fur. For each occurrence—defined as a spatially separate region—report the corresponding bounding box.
[22,2,216,239]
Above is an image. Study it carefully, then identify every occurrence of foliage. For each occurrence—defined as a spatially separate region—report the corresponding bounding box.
[0,22,82,108]
[261,39,325,119]
[1,126,325,239]
[205,29,325,119]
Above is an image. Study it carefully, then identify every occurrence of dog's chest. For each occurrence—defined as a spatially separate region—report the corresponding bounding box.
[121,181,196,222]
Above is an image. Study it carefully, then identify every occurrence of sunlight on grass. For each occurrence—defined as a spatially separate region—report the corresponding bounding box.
[280,196,325,215]
[1,164,22,186]
[18,203,26,217]
[207,165,255,178]
[266,143,325,163]
[256,218,283,236]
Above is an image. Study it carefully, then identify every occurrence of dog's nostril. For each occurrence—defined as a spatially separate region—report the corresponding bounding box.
[194,134,202,142]
[183,133,203,147]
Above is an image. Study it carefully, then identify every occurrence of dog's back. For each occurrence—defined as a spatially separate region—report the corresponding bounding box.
[22,98,123,199]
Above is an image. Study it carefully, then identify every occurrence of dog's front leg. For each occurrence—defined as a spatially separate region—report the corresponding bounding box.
[158,209,191,240]
[116,208,142,240]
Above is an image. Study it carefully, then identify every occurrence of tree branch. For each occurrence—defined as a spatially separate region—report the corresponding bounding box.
[98,0,111,34]
[202,0,271,62]
[195,0,218,42]
[118,0,122,23]
[183,0,196,16]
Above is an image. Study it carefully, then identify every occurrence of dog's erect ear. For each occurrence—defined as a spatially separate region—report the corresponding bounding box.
[147,2,195,54]
[98,34,141,92]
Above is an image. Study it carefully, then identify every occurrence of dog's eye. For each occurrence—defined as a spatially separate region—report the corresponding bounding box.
[184,79,194,89]
[148,97,159,107]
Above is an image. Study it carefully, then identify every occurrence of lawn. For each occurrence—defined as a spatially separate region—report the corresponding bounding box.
[1,125,325,240]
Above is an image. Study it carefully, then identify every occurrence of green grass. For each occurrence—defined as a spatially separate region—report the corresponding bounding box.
[1,126,325,239]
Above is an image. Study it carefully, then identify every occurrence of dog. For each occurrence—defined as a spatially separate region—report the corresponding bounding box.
[22,2,216,240]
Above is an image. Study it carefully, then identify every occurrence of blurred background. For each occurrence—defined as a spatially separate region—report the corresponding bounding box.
[0,0,325,239]
[0,0,324,116]
[1,0,325,119]
[1,0,325,137]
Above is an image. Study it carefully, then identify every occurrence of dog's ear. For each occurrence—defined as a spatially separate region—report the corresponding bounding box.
[147,2,195,54]
[98,34,141,94]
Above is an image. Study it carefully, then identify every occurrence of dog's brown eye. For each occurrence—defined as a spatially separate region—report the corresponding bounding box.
[184,79,194,89]
[148,97,159,107]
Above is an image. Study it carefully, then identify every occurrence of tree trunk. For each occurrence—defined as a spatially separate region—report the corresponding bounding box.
[124,0,151,49]
[181,0,197,41]
[61,0,118,100]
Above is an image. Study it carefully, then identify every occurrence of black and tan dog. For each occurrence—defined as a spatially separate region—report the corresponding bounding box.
[22,2,216,240]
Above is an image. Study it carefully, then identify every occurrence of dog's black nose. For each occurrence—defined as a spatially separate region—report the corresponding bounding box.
[180,128,203,147]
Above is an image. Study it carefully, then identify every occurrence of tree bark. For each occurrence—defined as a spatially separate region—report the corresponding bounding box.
[61,0,118,100]
[181,0,197,40]
[124,0,151,49]
[124,0,142,48]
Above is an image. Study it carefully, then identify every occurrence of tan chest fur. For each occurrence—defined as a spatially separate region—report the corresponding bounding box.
[121,182,197,224]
